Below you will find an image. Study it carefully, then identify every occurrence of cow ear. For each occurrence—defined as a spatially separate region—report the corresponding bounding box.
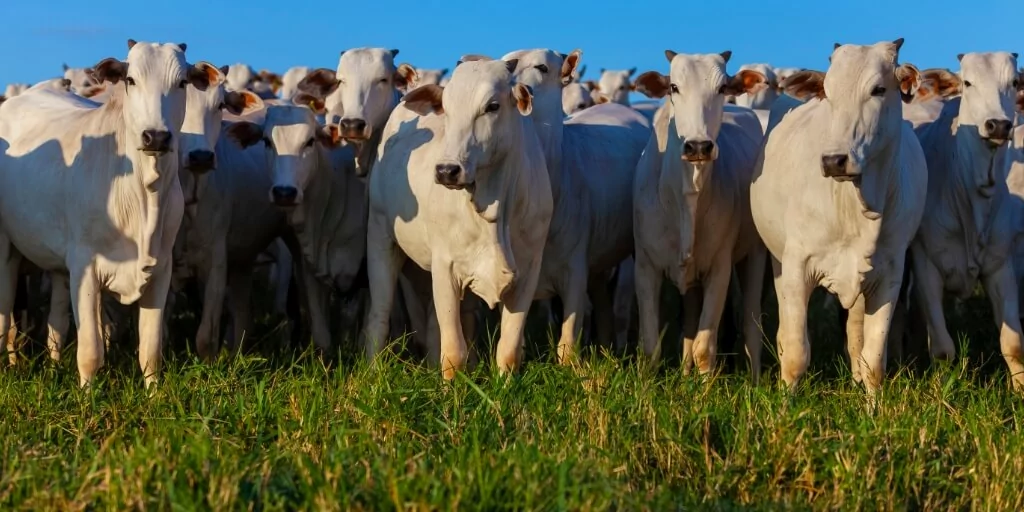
[634,71,670,99]
[583,80,599,92]
[512,83,533,115]
[226,121,264,149]
[294,92,327,114]
[177,43,187,53]
[394,63,417,88]
[895,63,921,103]
[297,68,340,99]
[317,124,343,148]
[188,61,223,91]
[403,84,444,116]
[723,69,768,96]
[219,65,230,76]
[223,90,265,116]
[918,68,961,100]
[719,51,732,64]
[560,49,583,86]
[592,91,611,105]
[781,70,826,100]
[90,58,128,85]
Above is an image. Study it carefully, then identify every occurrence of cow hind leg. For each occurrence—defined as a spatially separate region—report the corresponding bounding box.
[589,269,616,352]
[740,246,767,384]
[46,273,71,362]
[195,249,227,362]
[556,262,588,365]
[983,265,1024,390]
[612,257,636,354]
[910,248,956,361]
[0,242,20,367]
[680,289,702,375]
[774,256,813,391]
[635,254,663,366]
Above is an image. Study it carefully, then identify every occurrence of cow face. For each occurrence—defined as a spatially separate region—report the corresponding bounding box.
[413,68,449,88]
[179,66,265,176]
[952,52,1022,146]
[90,41,218,184]
[402,60,534,190]
[782,39,921,180]
[635,52,767,164]
[319,48,416,141]
[732,63,779,110]
[225,105,341,208]
[562,82,595,115]
[596,68,636,105]
[63,64,105,98]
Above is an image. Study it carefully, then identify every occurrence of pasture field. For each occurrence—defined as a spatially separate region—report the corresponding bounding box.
[0,289,1022,510]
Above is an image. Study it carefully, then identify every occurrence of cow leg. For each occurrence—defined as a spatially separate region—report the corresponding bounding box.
[7,273,27,365]
[195,245,227,362]
[300,267,331,355]
[680,289,702,375]
[740,246,767,385]
[983,264,1024,390]
[46,273,71,362]
[0,243,19,367]
[635,253,663,365]
[227,267,254,354]
[556,261,588,365]
[69,262,103,387]
[910,247,956,360]
[589,269,616,351]
[612,257,636,354]
[138,261,172,388]
[461,295,480,369]
[271,239,292,317]
[859,272,902,395]
[431,263,467,379]
[691,261,732,376]
[496,256,544,377]
[362,223,404,360]
[774,256,813,390]
[846,294,867,384]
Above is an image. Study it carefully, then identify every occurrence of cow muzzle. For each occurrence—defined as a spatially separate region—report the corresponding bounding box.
[682,139,716,163]
[186,150,216,174]
[338,118,370,141]
[140,130,172,156]
[435,162,469,190]
[982,119,1012,147]
[270,185,300,207]
[821,153,860,181]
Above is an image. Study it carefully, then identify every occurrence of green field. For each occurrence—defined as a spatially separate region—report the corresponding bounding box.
[0,289,1022,510]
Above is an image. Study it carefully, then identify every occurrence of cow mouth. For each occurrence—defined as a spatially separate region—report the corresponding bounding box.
[983,137,1008,148]
[141,149,172,157]
[682,156,713,163]
[185,164,215,174]
[827,173,860,182]
[341,132,369,141]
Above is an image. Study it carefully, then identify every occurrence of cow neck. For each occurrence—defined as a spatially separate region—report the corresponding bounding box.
[528,88,565,202]
[657,124,701,273]
[950,117,1004,271]
[289,145,346,286]
[104,87,182,283]
[351,88,401,179]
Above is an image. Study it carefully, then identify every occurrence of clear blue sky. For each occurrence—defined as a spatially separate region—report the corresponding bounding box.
[2,1,1021,91]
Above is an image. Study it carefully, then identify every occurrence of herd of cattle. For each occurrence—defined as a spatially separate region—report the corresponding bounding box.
[0,38,1022,396]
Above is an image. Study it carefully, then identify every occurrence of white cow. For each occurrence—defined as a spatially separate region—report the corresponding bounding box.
[0,40,217,387]
[279,66,311,101]
[413,68,449,87]
[732,63,780,132]
[750,39,928,394]
[63,63,106,98]
[586,68,636,105]
[910,54,1024,389]
[362,59,553,378]
[500,48,651,361]
[3,84,29,99]
[562,82,598,116]
[632,51,769,380]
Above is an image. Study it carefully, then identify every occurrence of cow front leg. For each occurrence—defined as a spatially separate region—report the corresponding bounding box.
[983,264,1024,390]
[195,244,227,362]
[138,261,172,388]
[859,272,902,395]
[46,272,71,362]
[300,266,331,355]
[227,267,254,354]
[589,269,616,351]
[692,260,732,376]
[431,262,467,379]
[774,255,813,390]
[70,261,104,387]
[362,220,405,361]
[910,245,955,360]
[846,294,867,384]
[496,254,544,376]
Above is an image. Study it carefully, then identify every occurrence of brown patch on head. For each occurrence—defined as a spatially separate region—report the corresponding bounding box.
[223,90,265,116]
[258,70,283,92]
[317,124,343,148]
[634,71,670,99]
[90,58,128,85]
[402,84,444,116]
[297,68,341,100]
[560,49,583,86]
[918,68,961,100]
[226,121,264,149]
[188,61,223,91]
[723,69,768,96]
[293,92,327,114]
[895,63,921,104]
[512,83,533,115]
[781,70,826,101]
[395,63,417,88]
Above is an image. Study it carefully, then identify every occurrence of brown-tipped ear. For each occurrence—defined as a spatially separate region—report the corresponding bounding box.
[895,63,921,103]
[402,84,444,116]
[583,80,599,92]
[592,91,611,105]
[90,58,128,85]
[512,83,533,115]
[317,124,343,148]
[223,90,265,116]
[781,70,826,100]
[293,92,327,114]
[297,68,340,99]
[394,63,417,88]
[723,69,768,97]
[634,71,670,99]
[664,50,677,63]
[560,49,583,86]
[919,68,961,100]
[127,39,137,50]
[188,61,223,91]
[226,121,264,149]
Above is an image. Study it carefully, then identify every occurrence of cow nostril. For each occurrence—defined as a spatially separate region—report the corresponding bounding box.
[271,185,299,204]
[821,154,849,174]
[434,163,462,183]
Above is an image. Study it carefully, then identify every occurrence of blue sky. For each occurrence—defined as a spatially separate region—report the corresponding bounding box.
[2,0,1021,93]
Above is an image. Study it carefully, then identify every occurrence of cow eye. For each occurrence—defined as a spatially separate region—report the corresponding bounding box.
[870,85,886,97]
[379,78,388,84]
[535,64,549,73]
[578,103,586,109]
[670,84,679,94]
[125,77,136,86]
[484,102,500,113]
[964,80,973,88]
[82,81,90,87]
[305,138,315,148]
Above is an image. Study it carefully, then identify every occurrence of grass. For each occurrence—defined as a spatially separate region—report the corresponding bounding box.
[0,285,1022,510]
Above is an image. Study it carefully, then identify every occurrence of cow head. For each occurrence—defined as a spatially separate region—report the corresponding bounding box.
[501,48,581,122]
[413,68,449,88]
[733,63,779,110]
[772,67,802,90]
[562,82,595,115]
[596,68,636,105]
[301,48,415,141]
[90,40,218,185]
[402,60,533,191]
[781,39,921,181]
[636,51,767,164]
[942,52,1021,147]
[63,64,105,98]
[225,105,341,208]
[180,65,264,175]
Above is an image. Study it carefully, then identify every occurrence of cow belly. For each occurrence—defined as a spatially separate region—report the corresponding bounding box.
[392,220,432,272]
